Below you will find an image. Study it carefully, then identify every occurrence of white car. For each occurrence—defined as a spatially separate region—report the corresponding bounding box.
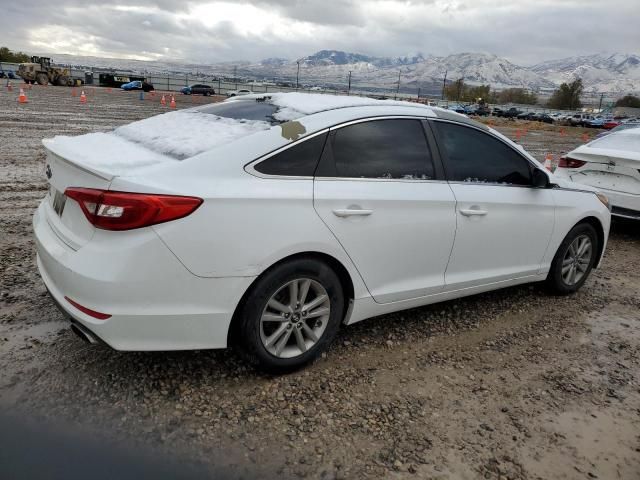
[34,93,611,372]
[555,127,640,220]
[226,89,253,97]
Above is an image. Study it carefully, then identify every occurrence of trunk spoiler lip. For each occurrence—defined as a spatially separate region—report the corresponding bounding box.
[43,140,116,182]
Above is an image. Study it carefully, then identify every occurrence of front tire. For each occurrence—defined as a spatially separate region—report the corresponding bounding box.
[546,223,598,294]
[36,73,48,85]
[237,258,344,373]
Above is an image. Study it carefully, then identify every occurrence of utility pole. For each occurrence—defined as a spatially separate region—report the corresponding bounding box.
[441,70,448,100]
[456,77,464,103]
[395,70,401,99]
[233,65,238,90]
[296,61,300,90]
[598,92,604,113]
[347,71,352,95]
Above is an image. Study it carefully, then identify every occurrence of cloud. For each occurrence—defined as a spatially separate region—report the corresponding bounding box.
[0,0,637,63]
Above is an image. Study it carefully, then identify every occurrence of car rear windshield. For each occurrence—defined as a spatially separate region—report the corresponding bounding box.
[197,101,281,125]
[590,133,640,153]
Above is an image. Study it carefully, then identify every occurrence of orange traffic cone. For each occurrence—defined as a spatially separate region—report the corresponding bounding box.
[160,95,166,106]
[18,88,28,103]
[71,88,77,97]
[582,133,589,142]
[80,91,87,104]
[515,129,522,140]
[543,153,553,171]
[170,95,176,108]
[560,128,566,137]
[7,81,13,92]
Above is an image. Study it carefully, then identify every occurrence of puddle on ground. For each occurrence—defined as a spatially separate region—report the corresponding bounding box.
[522,409,640,479]
[583,304,640,346]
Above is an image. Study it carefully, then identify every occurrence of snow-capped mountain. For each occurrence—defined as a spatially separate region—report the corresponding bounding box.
[531,53,640,93]
[247,51,555,91]
[398,53,555,90]
[46,50,640,94]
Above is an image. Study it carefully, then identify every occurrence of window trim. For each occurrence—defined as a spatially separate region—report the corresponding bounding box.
[315,116,443,182]
[429,118,544,188]
[245,128,330,180]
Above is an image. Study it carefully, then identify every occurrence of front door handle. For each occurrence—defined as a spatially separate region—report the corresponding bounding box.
[332,208,373,218]
[459,207,488,216]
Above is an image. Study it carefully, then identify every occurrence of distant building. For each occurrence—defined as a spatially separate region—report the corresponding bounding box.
[612,106,640,118]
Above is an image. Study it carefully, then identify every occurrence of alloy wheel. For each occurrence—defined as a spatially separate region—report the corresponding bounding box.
[259,278,331,358]
[561,234,593,286]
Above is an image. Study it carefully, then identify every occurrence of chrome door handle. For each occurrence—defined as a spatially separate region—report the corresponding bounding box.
[459,208,488,216]
[332,208,373,217]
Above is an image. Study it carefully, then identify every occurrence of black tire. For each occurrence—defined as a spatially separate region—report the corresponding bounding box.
[546,222,598,295]
[236,258,344,373]
[36,73,48,85]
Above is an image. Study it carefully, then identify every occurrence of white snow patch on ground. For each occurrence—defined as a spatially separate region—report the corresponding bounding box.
[115,111,271,159]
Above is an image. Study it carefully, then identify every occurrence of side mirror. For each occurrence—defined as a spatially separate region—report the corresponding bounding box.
[532,168,550,188]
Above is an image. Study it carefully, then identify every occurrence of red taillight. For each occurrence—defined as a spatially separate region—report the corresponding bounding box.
[64,188,203,231]
[557,156,587,169]
[64,296,111,320]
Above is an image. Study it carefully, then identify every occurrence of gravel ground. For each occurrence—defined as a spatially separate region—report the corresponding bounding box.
[1,85,639,479]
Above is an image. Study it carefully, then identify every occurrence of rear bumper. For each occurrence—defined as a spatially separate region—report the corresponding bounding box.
[33,201,255,351]
[597,187,640,219]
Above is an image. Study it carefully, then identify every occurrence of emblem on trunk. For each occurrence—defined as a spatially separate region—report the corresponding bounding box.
[45,164,52,179]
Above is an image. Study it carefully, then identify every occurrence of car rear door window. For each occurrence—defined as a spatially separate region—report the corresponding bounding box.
[330,119,434,179]
[433,121,532,185]
[254,132,328,176]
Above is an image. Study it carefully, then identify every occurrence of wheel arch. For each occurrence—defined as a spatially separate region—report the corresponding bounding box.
[576,215,606,268]
[227,251,355,346]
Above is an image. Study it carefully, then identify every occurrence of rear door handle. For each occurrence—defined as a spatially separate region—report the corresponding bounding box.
[459,208,488,216]
[332,208,373,218]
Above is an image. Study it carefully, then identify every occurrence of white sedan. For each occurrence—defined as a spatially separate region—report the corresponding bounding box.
[34,93,611,372]
[555,126,640,220]
[225,89,253,97]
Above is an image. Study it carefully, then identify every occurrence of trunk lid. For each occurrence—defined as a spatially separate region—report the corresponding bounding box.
[41,133,172,250]
[42,148,113,250]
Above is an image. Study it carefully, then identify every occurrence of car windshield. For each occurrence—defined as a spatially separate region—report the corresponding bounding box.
[197,100,281,124]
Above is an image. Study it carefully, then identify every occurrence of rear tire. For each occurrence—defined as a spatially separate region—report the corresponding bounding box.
[36,73,48,85]
[236,258,344,373]
[546,223,598,295]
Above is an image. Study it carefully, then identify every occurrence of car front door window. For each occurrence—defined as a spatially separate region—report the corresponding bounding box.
[433,121,532,186]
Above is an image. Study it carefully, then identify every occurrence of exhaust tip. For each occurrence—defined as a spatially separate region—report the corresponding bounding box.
[70,323,98,344]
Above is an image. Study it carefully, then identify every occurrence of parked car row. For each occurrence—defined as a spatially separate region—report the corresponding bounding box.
[481,107,638,129]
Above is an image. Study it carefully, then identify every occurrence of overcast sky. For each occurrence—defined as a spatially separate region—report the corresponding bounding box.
[1,0,638,65]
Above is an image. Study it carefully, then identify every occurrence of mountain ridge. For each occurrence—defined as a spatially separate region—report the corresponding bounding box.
[48,50,640,94]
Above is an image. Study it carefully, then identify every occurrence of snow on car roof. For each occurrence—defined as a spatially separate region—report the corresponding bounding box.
[229,92,432,121]
[43,111,272,174]
[588,127,640,154]
[42,93,446,176]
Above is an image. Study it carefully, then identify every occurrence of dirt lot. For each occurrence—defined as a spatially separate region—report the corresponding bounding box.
[1,85,639,479]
